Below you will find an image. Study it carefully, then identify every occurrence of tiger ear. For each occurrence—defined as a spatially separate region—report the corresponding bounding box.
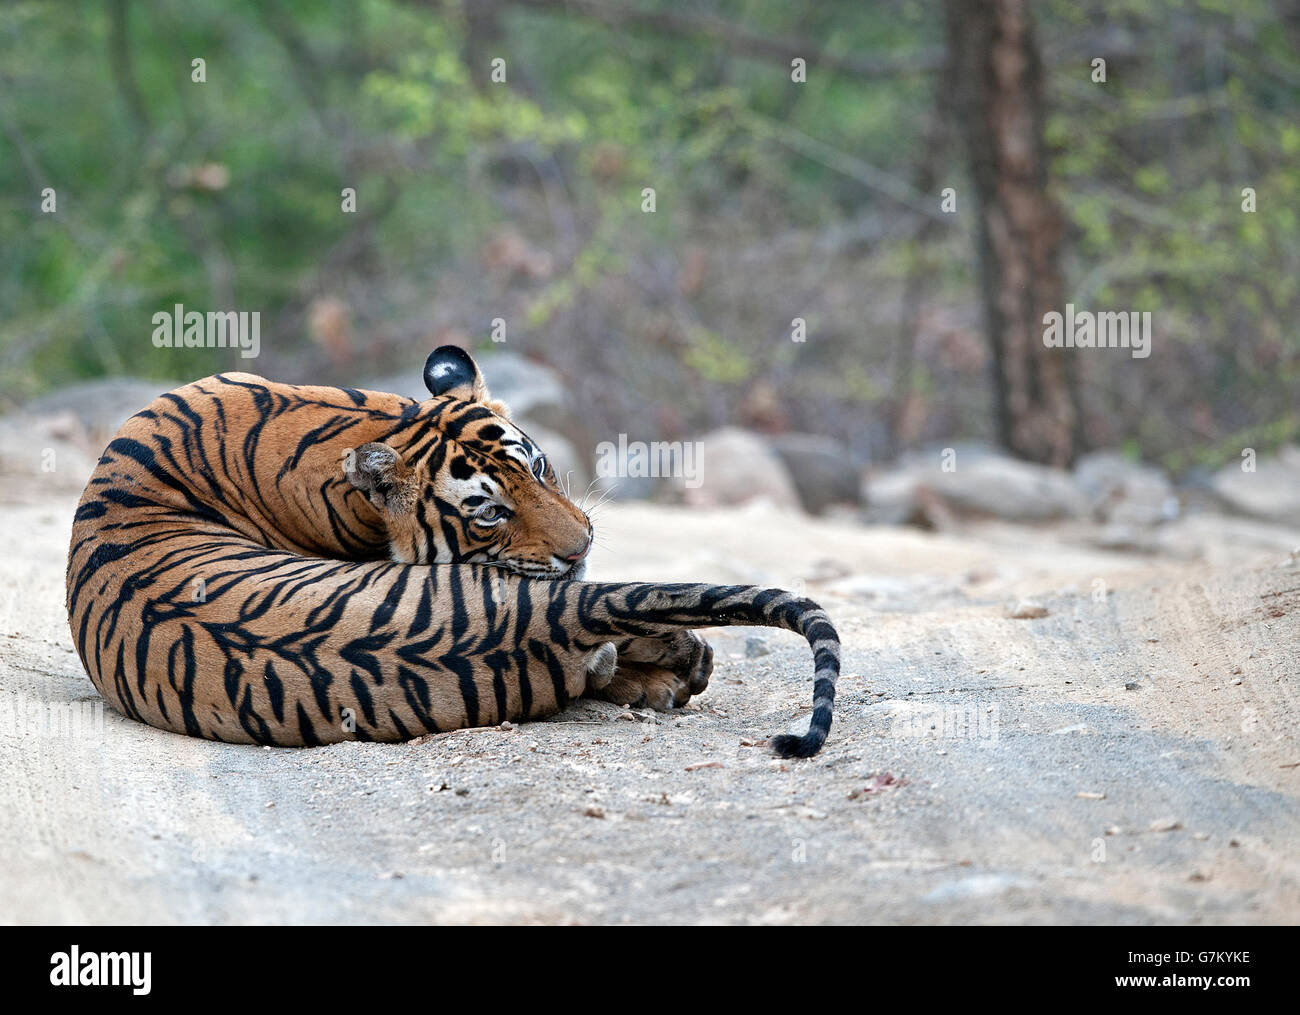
[343,442,415,513]
[424,345,491,404]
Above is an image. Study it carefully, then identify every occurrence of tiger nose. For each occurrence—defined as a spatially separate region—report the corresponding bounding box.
[564,536,592,562]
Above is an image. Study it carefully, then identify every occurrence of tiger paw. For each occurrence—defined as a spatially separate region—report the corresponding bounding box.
[613,630,712,697]
[592,661,692,711]
[590,633,713,711]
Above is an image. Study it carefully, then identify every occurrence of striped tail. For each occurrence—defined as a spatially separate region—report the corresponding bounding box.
[582,582,841,758]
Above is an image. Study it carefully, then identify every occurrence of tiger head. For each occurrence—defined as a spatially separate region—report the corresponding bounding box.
[343,346,594,579]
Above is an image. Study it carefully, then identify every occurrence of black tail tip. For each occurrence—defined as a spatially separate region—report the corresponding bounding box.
[770,731,825,759]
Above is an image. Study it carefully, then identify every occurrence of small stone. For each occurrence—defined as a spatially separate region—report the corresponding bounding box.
[1076,791,1106,800]
[1105,825,1123,836]
[1124,681,1141,691]
[1193,832,1210,841]
[745,636,772,658]
[1149,817,1182,833]
[584,805,606,819]
[1009,600,1049,619]
[1188,870,1211,882]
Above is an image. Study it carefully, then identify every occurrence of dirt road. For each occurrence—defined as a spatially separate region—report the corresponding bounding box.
[2,488,1298,923]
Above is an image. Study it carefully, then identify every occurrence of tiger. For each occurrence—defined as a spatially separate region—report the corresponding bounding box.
[65,346,840,757]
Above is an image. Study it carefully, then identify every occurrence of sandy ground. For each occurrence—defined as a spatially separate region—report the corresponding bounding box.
[2,485,1298,924]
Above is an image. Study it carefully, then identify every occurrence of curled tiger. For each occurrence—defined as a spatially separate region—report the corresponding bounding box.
[65,346,840,757]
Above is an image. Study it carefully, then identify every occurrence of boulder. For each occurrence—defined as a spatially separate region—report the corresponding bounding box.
[1073,451,1178,527]
[864,447,1086,524]
[678,427,802,511]
[1210,445,1300,525]
[767,433,862,515]
[25,378,180,444]
[0,413,100,502]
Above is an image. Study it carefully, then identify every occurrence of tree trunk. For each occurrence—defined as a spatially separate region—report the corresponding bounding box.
[944,0,1080,466]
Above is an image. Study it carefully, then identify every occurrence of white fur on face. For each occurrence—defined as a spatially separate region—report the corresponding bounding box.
[442,472,509,510]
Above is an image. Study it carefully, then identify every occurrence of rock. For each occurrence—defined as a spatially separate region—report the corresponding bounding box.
[861,468,928,526]
[744,637,771,659]
[1149,817,1182,833]
[864,448,1086,524]
[588,434,678,503]
[766,433,861,515]
[677,427,802,511]
[1149,514,1300,564]
[1211,445,1300,524]
[25,378,180,443]
[930,454,1086,521]
[1008,600,1049,619]
[1073,451,1178,527]
[0,414,101,502]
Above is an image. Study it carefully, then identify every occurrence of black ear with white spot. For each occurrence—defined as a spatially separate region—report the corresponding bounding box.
[343,442,414,512]
[424,345,488,402]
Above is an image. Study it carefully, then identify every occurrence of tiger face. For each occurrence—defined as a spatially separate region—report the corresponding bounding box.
[343,346,594,579]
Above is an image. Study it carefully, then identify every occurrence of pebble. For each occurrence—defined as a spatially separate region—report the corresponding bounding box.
[745,637,772,658]
[1009,601,1049,619]
[1149,817,1182,833]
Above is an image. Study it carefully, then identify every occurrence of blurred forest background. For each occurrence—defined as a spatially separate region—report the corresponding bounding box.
[2,0,1299,476]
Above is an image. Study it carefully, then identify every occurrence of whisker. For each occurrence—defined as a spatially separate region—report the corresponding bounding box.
[579,477,604,511]
[588,484,619,513]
